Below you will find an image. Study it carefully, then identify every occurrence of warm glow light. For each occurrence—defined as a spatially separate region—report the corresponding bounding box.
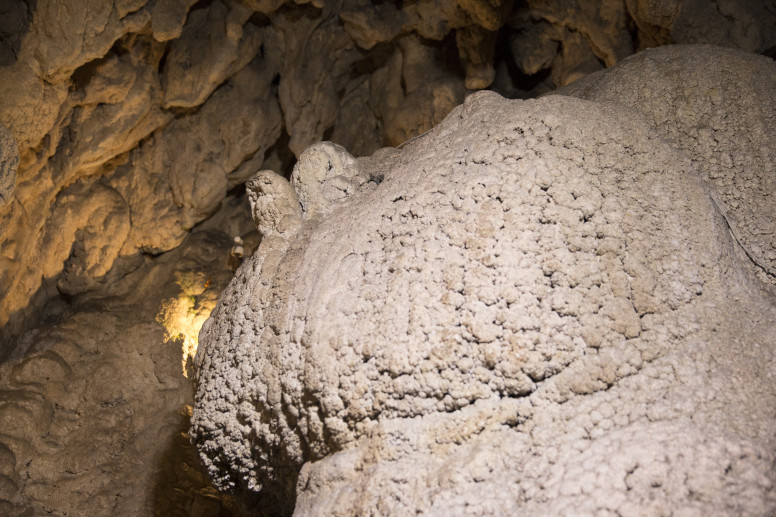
[156,272,216,378]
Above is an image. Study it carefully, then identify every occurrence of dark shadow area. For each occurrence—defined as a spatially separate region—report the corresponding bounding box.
[492,25,553,99]
[152,406,237,517]
[152,404,296,517]
[0,0,34,66]
[263,127,296,179]
[0,274,69,363]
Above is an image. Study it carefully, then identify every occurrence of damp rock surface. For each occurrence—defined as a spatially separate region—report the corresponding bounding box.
[192,46,776,515]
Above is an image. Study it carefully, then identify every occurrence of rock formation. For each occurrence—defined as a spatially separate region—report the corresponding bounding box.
[0,123,18,206]
[0,0,775,515]
[2,0,776,356]
[192,45,776,515]
[0,195,258,516]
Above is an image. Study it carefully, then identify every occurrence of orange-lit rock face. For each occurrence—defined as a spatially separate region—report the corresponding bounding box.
[0,0,775,515]
[192,47,776,515]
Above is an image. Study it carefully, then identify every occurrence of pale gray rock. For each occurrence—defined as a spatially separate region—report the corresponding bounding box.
[560,45,776,278]
[0,123,18,206]
[16,0,774,359]
[247,170,303,238]
[2,0,776,514]
[192,47,776,515]
[289,141,363,217]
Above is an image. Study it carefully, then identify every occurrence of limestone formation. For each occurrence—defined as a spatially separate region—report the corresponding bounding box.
[561,45,776,277]
[0,196,258,517]
[506,0,776,88]
[2,0,776,357]
[0,123,18,206]
[192,46,776,515]
[1,0,775,515]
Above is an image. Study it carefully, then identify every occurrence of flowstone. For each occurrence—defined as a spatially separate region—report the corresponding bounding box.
[192,46,776,515]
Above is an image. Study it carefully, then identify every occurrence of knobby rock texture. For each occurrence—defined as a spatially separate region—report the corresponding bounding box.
[2,0,776,354]
[192,46,776,515]
[0,0,775,516]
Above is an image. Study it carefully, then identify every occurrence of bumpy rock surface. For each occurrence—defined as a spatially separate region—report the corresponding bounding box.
[0,197,257,517]
[3,0,776,357]
[2,0,776,515]
[561,45,776,277]
[0,123,18,206]
[192,46,776,515]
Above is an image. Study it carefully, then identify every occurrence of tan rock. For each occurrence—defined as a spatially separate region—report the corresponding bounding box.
[161,0,262,108]
[151,0,198,41]
[0,123,18,207]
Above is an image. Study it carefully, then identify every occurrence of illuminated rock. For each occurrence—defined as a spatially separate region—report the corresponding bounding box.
[0,123,18,207]
[1,0,776,513]
[192,46,776,514]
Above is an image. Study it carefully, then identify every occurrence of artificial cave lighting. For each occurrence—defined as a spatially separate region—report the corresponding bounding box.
[156,272,217,378]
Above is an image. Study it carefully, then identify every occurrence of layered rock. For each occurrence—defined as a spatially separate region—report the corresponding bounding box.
[192,46,776,515]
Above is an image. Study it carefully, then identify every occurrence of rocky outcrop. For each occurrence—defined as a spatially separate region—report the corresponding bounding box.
[506,0,776,87]
[1,0,776,515]
[0,123,18,206]
[191,46,776,515]
[561,45,776,277]
[0,196,257,517]
[3,0,776,357]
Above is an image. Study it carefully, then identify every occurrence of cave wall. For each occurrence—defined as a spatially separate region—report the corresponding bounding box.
[1,0,775,356]
[0,0,775,515]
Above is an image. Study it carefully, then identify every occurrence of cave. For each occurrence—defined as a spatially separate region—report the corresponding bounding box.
[0,0,775,515]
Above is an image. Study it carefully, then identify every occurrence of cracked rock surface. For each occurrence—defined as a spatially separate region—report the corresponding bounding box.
[192,46,776,515]
[0,122,18,206]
